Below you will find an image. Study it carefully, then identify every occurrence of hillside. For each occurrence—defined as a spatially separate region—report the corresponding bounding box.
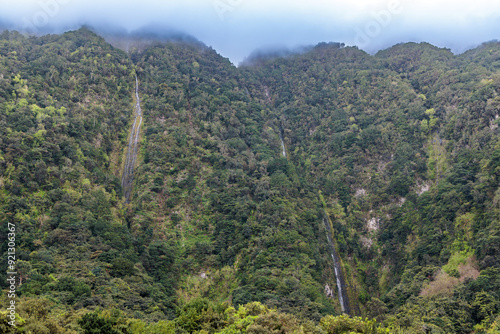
[0,28,499,333]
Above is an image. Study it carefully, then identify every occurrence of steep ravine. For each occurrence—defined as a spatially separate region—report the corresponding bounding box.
[121,76,143,202]
[267,81,351,314]
[277,124,351,314]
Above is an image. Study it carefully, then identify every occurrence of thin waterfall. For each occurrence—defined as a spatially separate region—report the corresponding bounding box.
[279,130,286,158]
[333,255,345,312]
[121,76,142,203]
[323,213,350,314]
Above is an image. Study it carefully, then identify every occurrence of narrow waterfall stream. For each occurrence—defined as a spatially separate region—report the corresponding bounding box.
[121,76,142,203]
[323,213,350,314]
[279,130,286,158]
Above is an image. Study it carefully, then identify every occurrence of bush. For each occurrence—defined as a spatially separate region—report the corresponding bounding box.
[320,314,389,334]
[79,311,119,334]
[110,258,135,277]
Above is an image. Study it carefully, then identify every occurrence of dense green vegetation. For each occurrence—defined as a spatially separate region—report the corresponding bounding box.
[0,28,499,333]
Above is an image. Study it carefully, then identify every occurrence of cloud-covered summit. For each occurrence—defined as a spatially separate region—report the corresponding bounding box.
[0,0,499,64]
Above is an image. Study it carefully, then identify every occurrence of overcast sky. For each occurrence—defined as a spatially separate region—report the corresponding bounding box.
[1,0,500,64]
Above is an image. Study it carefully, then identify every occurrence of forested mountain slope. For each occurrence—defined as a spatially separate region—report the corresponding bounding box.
[0,28,499,333]
[240,41,500,332]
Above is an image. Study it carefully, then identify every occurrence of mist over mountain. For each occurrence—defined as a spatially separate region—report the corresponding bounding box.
[240,43,348,67]
[95,24,207,55]
[1,0,500,64]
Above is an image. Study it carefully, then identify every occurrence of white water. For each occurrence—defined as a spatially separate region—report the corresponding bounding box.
[279,131,286,158]
[121,76,143,202]
[332,254,346,313]
[324,215,349,314]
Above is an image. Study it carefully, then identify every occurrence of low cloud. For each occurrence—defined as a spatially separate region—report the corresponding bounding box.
[0,0,499,64]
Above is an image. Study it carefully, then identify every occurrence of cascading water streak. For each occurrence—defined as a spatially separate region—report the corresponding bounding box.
[279,130,286,158]
[323,214,350,314]
[332,256,345,313]
[121,76,142,203]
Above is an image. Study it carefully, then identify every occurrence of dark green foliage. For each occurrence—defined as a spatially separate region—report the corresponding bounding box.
[110,258,135,277]
[79,311,119,334]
